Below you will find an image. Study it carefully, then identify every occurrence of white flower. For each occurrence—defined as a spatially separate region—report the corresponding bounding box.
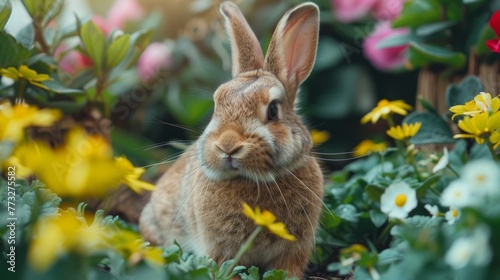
[462,159,500,197]
[380,182,417,219]
[432,147,449,173]
[424,204,439,218]
[445,237,474,269]
[445,226,492,269]
[440,180,472,208]
[445,206,460,225]
[475,92,493,113]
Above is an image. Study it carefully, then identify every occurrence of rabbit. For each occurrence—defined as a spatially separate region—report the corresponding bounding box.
[139,1,323,278]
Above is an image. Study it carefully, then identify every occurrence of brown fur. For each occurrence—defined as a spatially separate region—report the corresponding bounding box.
[140,2,322,279]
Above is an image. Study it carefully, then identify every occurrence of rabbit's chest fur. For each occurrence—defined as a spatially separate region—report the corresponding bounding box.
[141,144,323,265]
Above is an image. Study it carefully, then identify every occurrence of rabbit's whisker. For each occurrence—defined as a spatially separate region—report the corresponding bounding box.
[150,118,204,135]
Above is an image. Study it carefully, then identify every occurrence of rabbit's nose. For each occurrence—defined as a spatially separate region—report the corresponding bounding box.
[215,130,244,156]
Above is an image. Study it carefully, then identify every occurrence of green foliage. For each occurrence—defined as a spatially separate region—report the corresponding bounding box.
[0,0,11,31]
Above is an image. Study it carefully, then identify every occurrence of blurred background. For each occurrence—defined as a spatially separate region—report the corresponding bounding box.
[3,0,500,193]
[3,0,420,176]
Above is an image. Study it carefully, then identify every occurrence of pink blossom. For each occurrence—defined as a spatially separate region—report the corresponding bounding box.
[107,0,145,30]
[138,42,173,81]
[331,0,378,23]
[92,15,112,36]
[55,44,94,76]
[486,10,500,53]
[363,21,409,71]
[373,0,404,21]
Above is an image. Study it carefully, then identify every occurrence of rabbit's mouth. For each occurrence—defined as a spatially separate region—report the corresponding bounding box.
[223,155,239,170]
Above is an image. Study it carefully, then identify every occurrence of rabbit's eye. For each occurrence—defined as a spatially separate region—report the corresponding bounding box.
[267,101,279,121]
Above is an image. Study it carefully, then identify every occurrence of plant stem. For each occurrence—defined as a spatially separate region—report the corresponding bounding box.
[223,226,263,279]
[33,20,51,54]
[16,81,27,104]
[376,220,395,246]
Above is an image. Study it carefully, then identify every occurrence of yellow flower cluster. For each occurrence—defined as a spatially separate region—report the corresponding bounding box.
[0,65,53,90]
[386,122,422,141]
[29,207,165,271]
[451,92,500,149]
[0,102,61,141]
[361,99,413,124]
[353,140,387,157]
[242,202,296,241]
[9,128,155,197]
[311,129,330,145]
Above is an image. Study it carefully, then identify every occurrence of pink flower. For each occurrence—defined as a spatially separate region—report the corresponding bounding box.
[107,0,145,30]
[55,44,94,76]
[92,15,112,36]
[138,42,173,81]
[373,0,404,21]
[331,0,377,23]
[486,10,500,53]
[363,21,409,71]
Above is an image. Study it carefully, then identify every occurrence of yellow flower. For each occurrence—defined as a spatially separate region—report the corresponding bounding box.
[353,139,388,156]
[242,202,296,241]
[361,99,413,124]
[0,65,53,90]
[109,230,165,266]
[449,92,500,119]
[491,131,500,149]
[28,209,106,271]
[386,122,422,140]
[0,102,61,141]
[454,112,500,144]
[311,129,330,145]
[12,128,156,197]
[115,156,156,193]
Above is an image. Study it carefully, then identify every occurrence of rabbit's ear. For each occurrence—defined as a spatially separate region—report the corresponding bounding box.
[220,1,264,77]
[264,3,319,102]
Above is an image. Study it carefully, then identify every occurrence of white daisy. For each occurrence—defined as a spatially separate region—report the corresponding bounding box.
[462,159,500,197]
[424,204,439,218]
[380,182,417,219]
[440,180,472,208]
[445,206,460,225]
[445,226,492,269]
[432,147,449,173]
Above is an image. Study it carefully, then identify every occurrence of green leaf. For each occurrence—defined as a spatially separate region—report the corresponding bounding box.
[335,204,359,222]
[42,80,85,95]
[0,31,32,67]
[475,23,497,56]
[404,112,455,144]
[415,21,457,37]
[313,37,343,71]
[377,32,419,49]
[0,140,15,161]
[15,23,35,49]
[0,0,12,30]
[366,184,385,202]
[378,248,404,265]
[407,41,467,68]
[263,270,297,280]
[469,142,492,160]
[240,266,260,280]
[416,174,441,198]
[21,0,63,25]
[392,0,442,28]
[417,96,437,114]
[79,20,106,77]
[369,209,387,227]
[321,210,341,229]
[106,33,130,69]
[445,75,484,109]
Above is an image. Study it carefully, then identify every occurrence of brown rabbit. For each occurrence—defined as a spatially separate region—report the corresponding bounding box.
[139,1,323,278]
